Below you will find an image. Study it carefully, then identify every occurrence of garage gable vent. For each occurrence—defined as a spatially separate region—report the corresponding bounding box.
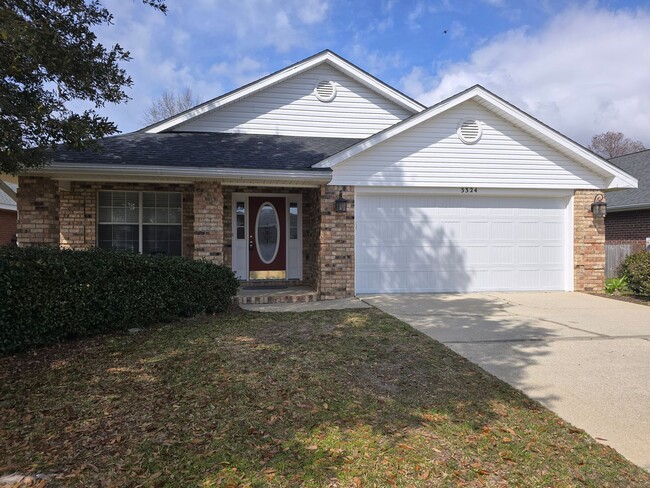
[314,80,336,102]
[457,119,482,144]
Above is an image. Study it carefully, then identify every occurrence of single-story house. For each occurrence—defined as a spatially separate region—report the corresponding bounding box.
[16,50,637,298]
[606,149,650,252]
[0,180,17,246]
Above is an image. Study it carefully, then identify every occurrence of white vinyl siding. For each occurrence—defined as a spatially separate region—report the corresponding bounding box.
[331,100,605,189]
[355,191,572,294]
[174,64,411,138]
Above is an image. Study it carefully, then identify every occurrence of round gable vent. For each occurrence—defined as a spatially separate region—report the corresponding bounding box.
[314,80,336,102]
[457,119,482,144]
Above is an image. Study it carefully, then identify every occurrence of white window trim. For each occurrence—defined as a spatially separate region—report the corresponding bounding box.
[97,190,184,256]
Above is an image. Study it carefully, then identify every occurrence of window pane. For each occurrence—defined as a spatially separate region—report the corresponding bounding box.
[143,192,156,207]
[236,227,245,239]
[143,225,182,256]
[98,207,111,222]
[99,192,112,206]
[155,208,168,224]
[169,193,182,207]
[169,208,182,224]
[289,202,298,240]
[98,224,139,252]
[143,208,155,224]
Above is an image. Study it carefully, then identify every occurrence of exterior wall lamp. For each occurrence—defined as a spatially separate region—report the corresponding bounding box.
[591,193,607,218]
[335,190,348,212]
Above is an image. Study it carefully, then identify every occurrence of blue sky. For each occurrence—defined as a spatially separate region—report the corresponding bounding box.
[93,0,650,146]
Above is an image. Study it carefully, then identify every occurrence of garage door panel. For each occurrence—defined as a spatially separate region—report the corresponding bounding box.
[356,193,569,293]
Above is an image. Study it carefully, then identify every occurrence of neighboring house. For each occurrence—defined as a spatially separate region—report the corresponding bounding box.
[606,149,650,251]
[603,149,650,277]
[0,180,17,246]
[16,50,637,297]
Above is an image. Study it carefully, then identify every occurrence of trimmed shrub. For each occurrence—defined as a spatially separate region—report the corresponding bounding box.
[621,251,650,296]
[0,247,239,354]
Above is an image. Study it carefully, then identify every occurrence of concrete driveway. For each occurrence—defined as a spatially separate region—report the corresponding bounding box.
[361,292,650,470]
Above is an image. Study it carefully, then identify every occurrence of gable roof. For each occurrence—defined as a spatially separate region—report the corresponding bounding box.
[313,85,638,190]
[606,149,650,211]
[49,132,358,171]
[141,50,425,134]
[0,180,17,212]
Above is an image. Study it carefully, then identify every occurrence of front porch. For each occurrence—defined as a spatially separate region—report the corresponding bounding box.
[16,177,356,300]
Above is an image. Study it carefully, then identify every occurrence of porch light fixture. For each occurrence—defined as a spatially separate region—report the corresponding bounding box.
[335,191,348,213]
[591,193,607,218]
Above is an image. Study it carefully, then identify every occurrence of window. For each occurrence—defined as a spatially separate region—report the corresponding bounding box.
[236,201,245,239]
[289,202,298,239]
[98,191,182,256]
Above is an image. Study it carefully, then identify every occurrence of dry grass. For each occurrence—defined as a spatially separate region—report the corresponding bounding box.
[1,309,648,487]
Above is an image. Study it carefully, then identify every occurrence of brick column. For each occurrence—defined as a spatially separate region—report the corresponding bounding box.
[318,185,354,299]
[16,176,60,247]
[192,181,223,263]
[574,190,606,292]
[59,182,96,250]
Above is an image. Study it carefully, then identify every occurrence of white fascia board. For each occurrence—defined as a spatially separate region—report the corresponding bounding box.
[606,203,650,212]
[144,52,424,134]
[34,163,332,184]
[0,202,17,212]
[315,86,638,190]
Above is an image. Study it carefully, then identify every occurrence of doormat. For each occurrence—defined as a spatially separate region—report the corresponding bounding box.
[242,286,288,290]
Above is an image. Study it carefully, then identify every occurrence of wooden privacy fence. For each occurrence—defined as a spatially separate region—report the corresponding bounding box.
[605,243,635,278]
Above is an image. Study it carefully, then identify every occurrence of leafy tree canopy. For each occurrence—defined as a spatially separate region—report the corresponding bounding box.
[588,131,646,159]
[0,0,166,174]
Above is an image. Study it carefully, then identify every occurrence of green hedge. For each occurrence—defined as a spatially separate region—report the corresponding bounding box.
[0,247,239,354]
[621,251,650,296]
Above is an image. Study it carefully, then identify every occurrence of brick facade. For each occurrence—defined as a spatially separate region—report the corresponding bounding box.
[192,181,223,263]
[0,209,17,246]
[318,185,354,299]
[17,176,60,246]
[605,209,650,250]
[574,190,606,292]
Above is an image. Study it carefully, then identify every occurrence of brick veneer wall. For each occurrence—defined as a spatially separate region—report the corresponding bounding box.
[0,209,17,246]
[574,190,606,292]
[18,178,197,256]
[192,181,223,263]
[605,209,650,248]
[17,176,60,246]
[318,185,354,299]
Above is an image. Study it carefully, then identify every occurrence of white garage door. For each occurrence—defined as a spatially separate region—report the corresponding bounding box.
[355,192,571,293]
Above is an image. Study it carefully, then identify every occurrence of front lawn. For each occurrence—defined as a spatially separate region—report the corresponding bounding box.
[1,309,648,487]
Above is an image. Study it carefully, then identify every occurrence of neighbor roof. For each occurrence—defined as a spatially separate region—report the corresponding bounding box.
[607,149,650,211]
[0,181,17,212]
[49,132,360,172]
[141,50,425,134]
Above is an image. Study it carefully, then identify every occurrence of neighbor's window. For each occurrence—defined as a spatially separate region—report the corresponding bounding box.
[98,191,182,256]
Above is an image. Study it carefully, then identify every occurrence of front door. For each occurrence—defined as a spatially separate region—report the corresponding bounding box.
[248,196,286,279]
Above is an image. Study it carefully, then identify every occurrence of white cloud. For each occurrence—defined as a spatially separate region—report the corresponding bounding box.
[402,6,650,146]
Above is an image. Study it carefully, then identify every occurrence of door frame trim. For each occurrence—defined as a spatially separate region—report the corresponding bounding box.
[231,192,303,281]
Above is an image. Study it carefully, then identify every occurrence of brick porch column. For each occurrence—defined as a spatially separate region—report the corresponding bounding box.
[574,189,606,292]
[192,181,224,263]
[16,176,60,247]
[318,185,354,299]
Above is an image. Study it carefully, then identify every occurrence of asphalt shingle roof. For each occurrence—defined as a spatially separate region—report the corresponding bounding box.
[50,132,362,171]
[607,150,650,210]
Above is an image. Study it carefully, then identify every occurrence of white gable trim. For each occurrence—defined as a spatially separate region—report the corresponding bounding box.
[314,85,638,190]
[143,51,425,134]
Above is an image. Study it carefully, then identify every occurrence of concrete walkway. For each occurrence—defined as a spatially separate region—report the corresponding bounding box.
[241,297,370,312]
[361,292,650,470]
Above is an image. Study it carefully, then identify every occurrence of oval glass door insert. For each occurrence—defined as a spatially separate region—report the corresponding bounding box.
[256,203,279,264]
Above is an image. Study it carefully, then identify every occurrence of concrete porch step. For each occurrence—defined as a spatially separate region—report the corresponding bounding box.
[236,285,319,305]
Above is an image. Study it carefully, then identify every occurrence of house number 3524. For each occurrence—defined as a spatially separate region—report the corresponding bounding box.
[460,187,478,193]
